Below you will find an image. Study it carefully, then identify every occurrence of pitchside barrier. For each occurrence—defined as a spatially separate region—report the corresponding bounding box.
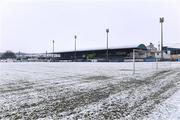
[132,49,172,74]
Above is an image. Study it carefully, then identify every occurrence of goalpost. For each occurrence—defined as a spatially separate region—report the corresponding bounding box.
[133,49,145,74]
[133,49,172,74]
[133,49,159,74]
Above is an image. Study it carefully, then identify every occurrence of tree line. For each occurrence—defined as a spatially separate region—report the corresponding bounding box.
[0,51,16,59]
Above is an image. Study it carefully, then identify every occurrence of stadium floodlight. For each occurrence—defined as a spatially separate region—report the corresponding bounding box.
[52,40,55,59]
[160,17,164,60]
[74,35,77,62]
[106,28,109,62]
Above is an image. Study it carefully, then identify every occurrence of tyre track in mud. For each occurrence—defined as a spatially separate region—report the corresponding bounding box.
[0,69,180,119]
[64,69,180,120]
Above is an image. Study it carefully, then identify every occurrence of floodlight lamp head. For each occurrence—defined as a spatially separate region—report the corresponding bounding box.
[106,29,109,33]
[160,17,164,23]
[74,35,77,39]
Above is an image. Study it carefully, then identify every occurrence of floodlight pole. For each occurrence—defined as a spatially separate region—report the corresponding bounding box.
[160,17,164,60]
[52,40,55,59]
[74,35,77,62]
[106,28,109,62]
[19,51,20,58]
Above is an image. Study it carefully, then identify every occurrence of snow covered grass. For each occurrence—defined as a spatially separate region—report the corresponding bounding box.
[0,62,180,119]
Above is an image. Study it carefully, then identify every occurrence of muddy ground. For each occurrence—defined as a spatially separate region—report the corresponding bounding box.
[0,63,180,119]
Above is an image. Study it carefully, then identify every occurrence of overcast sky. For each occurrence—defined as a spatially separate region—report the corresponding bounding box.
[0,0,180,53]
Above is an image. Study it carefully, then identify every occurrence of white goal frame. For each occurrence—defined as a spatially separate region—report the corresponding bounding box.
[133,49,162,74]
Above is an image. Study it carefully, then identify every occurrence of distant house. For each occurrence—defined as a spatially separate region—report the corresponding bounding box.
[146,43,157,52]
[146,43,158,58]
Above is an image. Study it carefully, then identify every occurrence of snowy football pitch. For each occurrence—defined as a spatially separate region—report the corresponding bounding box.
[0,62,180,119]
